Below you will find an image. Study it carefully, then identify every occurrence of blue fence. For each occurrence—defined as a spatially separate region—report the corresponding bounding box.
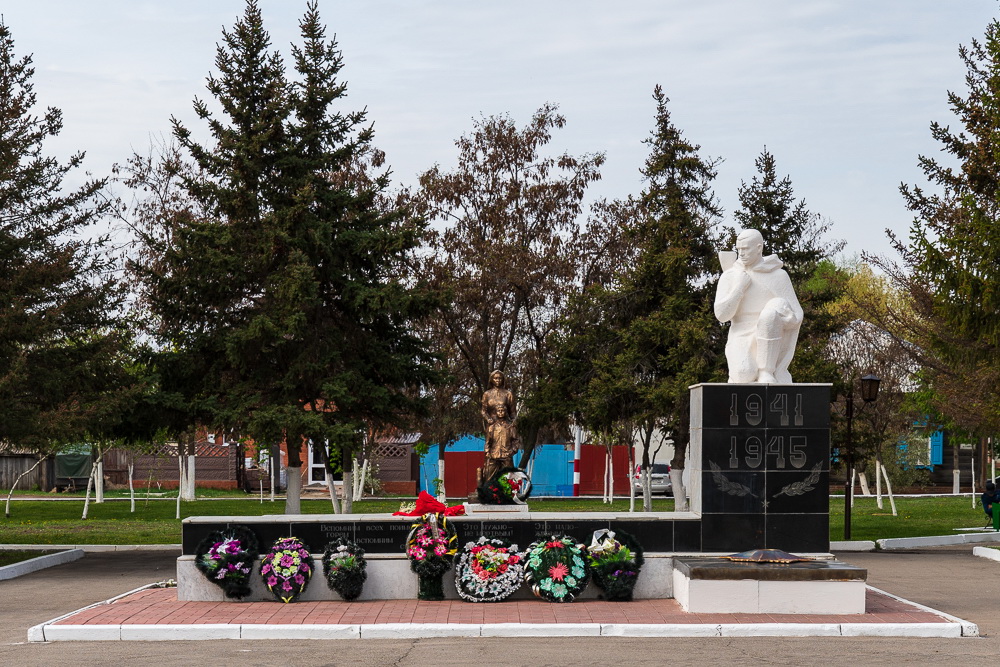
[418,438,575,496]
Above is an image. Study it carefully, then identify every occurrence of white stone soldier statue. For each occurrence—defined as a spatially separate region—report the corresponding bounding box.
[714,229,803,384]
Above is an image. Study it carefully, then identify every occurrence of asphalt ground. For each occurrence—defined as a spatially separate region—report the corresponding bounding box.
[1,546,998,666]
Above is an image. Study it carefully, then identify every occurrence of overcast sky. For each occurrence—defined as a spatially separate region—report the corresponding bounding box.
[3,1,997,261]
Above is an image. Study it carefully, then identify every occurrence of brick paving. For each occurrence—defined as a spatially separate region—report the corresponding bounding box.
[53,587,951,627]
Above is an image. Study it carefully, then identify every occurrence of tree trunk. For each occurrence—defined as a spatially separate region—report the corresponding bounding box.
[176,453,183,519]
[320,441,341,514]
[671,407,690,511]
[95,459,105,503]
[128,461,135,513]
[5,455,47,518]
[270,444,277,502]
[517,423,540,469]
[628,444,636,513]
[437,440,447,502]
[880,462,897,516]
[82,465,95,520]
[641,423,653,512]
[341,447,353,514]
[179,434,196,501]
[285,439,303,514]
[874,451,883,509]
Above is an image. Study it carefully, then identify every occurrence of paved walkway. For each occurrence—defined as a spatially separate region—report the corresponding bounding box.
[29,567,972,640]
[4,547,1000,666]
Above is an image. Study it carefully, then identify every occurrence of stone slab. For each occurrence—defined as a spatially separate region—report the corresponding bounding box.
[674,556,866,581]
[672,558,866,614]
[463,503,529,514]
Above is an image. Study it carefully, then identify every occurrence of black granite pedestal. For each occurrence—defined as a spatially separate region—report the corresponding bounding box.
[691,382,832,553]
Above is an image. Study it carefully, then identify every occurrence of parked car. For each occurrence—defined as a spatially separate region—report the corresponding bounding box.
[634,462,672,496]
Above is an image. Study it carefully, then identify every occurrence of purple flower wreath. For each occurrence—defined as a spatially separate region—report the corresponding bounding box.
[260,537,313,603]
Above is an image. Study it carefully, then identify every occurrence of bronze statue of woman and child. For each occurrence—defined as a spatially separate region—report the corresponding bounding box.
[477,370,529,503]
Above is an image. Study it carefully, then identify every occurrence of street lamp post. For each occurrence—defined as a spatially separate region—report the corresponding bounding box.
[843,374,881,541]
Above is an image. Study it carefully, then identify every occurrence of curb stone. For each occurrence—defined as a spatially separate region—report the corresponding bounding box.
[972,546,1000,562]
[0,549,84,580]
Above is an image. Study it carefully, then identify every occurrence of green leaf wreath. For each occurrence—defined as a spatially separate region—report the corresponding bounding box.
[322,538,367,601]
[586,529,643,602]
[454,536,524,602]
[194,525,259,600]
[524,535,590,602]
[260,536,313,603]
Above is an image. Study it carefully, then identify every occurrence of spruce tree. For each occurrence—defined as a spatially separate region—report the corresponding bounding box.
[0,20,127,452]
[872,17,1000,438]
[733,149,846,385]
[548,87,723,510]
[138,1,438,512]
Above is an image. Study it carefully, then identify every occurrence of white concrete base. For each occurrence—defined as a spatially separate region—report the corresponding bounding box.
[672,568,866,614]
[29,619,975,641]
[463,503,529,514]
[0,548,84,580]
[973,546,1000,562]
[177,553,675,601]
[829,540,876,552]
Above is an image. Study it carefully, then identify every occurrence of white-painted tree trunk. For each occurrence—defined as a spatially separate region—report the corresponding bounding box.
[342,468,353,514]
[858,471,871,497]
[602,451,610,503]
[669,467,688,512]
[850,468,856,507]
[82,466,95,520]
[437,457,446,503]
[352,458,369,502]
[608,452,615,503]
[285,467,301,514]
[270,448,276,502]
[875,465,883,510]
[879,463,897,516]
[325,467,341,513]
[953,469,961,495]
[972,456,976,508]
[95,460,105,503]
[629,464,636,512]
[128,461,135,513]
[5,455,46,518]
[642,468,652,512]
[176,454,183,519]
[180,454,196,501]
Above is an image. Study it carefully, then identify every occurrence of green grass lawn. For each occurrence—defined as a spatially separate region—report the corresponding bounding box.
[0,494,993,546]
[829,495,994,541]
[0,496,676,545]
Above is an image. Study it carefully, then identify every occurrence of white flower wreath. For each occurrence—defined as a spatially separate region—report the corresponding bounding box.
[454,536,525,602]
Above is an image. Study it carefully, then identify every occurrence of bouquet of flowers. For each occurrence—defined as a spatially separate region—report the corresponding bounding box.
[260,537,313,603]
[476,467,532,505]
[586,529,643,602]
[454,537,524,602]
[194,525,259,599]
[322,538,367,601]
[523,535,589,602]
[405,513,458,600]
